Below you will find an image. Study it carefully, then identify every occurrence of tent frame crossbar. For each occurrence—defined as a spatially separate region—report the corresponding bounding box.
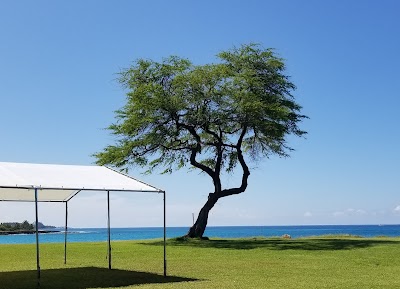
[0,185,161,193]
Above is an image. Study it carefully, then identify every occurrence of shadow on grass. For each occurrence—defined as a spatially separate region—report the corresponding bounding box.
[143,237,399,251]
[0,266,198,289]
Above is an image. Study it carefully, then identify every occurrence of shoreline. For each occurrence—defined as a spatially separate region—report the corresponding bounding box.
[1,225,400,245]
[0,230,60,235]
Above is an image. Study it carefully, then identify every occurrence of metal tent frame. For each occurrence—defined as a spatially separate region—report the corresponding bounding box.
[0,162,167,287]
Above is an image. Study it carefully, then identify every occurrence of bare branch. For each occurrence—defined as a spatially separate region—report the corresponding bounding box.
[190,148,215,179]
[217,125,250,198]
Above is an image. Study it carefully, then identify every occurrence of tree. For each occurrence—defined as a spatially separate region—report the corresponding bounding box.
[21,220,33,230]
[95,44,307,238]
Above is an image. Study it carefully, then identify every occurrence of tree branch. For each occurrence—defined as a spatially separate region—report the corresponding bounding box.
[214,145,223,192]
[190,148,215,179]
[217,125,250,198]
[174,121,216,179]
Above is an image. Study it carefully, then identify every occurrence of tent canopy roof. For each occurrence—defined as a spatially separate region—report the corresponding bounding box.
[0,162,162,202]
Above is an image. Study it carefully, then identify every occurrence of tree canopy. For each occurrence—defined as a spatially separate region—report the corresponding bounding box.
[95,43,307,237]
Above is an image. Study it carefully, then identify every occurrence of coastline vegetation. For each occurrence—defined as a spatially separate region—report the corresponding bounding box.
[0,236,399,288]
[0,221,34,232]
[0,221,56,235]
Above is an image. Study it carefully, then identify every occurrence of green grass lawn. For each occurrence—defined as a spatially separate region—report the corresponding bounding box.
[1,236,399,289]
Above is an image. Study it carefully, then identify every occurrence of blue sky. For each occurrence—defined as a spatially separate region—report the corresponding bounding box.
[0,0,399,228]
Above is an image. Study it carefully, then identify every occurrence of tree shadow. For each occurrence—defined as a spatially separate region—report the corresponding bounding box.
[143,237,399,251]
[0,267,198,289]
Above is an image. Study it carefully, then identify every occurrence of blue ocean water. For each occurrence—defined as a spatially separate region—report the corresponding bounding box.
[0,225,399,245]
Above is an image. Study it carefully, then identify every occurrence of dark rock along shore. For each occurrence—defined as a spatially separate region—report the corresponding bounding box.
[0,230,60,235]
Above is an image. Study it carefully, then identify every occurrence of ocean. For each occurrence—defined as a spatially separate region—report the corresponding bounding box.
[0,225,399,245]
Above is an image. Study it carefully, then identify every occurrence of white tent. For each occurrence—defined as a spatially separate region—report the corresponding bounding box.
[0,162,167,286]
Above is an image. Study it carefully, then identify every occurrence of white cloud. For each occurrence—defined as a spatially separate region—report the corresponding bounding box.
[333,208,367,217]
[394,205,400,213]
[333,211,345,217]
[355,209,367,215]
[304,211,312,217]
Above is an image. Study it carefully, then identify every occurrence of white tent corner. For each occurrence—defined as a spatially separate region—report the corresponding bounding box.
[0,161,167,285]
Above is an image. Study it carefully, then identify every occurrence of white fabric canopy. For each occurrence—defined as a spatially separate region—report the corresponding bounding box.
[0,162,162,202]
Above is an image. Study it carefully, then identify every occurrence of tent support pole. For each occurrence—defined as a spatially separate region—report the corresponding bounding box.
[34,188,40,287]
[163,191,167,277]
[107,190,112,269]
[64,201,68,264]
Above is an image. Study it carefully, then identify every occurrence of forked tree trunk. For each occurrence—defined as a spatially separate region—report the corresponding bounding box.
[186,193,219,238]
[185,134,250,238]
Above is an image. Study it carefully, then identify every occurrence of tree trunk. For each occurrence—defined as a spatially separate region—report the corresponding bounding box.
[186,193,219,238]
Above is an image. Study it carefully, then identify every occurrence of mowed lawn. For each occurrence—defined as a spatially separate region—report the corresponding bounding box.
[0,236,400,289]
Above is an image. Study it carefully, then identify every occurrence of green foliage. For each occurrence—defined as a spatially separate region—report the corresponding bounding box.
[0,221,34,232]
[95,44,307,181]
